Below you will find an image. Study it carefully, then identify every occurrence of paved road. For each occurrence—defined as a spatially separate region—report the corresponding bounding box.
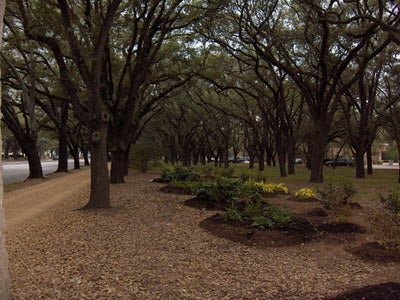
[2,159,84,185]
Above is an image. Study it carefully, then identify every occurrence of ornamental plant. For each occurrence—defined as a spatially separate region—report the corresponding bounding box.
[294,188,317,200]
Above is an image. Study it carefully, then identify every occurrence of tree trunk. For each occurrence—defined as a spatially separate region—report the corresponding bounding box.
[27,153,43,178]
[82,125,110,209]
[355,151,365,179]
[82,148,90,165]
[287,138,296,175]
[110,148,126,184]
[56,129,69,172]
[73,148,80,169]
[0,0,11,296]
[257,147,265,171]
[366,145,373,175]
[309,126,328,183]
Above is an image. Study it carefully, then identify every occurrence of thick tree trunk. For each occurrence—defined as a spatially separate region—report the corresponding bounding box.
[309,127,328,183]
[367,145,373,175]
[0,0,11,296]
[82,125,110,209]
[73,148,80,169]
[354,151,365,179]
[56,129,69,172]
[110,148,126,184]
[22,143,43,179]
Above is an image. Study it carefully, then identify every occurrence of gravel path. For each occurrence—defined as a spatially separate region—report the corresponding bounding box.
[6,172,400,299]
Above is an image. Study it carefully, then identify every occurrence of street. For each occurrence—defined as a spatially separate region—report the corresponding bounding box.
[2,159,84,185]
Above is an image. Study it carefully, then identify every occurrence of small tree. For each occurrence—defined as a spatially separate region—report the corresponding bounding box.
[129,143,161,174]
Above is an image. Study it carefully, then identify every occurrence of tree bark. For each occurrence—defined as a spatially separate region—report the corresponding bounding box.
[0,0,11,297]
[110,148,126,184]
[367,144,373,175]
[82,124,110,208]
[82,148,90,166]
[309,125,328,183]
[56,129,69,172]
[355,152,365,179]
[26,146,43,179]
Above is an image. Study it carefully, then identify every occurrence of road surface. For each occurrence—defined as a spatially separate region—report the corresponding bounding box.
[4,167,90,229]
[2,159,84,185]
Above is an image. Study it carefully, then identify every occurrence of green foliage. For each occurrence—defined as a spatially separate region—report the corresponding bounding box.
[317,178,357,222]
[213,167,235,178]
[380,189,400,215]
[223,201,293,229]
[317,178,357,210]
[191,181,217,202]
[129,143,161,173]
[239,172,250,181]
[161,166,204,182]
[210,177,241,204]
[161,168,176,181]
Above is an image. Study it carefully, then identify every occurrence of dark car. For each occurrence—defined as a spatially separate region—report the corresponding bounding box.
[323,156,354,167]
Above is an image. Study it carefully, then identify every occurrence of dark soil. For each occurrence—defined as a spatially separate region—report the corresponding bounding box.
[184,197,226,211]
[160,185,191,195]
[317,222,366,234]
[349,242,400,263]
[329,282,400,300]
[200,213,368,248]
[200,214,316,248]
[286,196,320,203]
[307,208,328,217]
[151,178,170,183]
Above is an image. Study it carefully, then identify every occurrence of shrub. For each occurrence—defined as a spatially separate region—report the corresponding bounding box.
[213,167,235,178]
[160,168,175,181]
[317,178,357,209]
[317,178,357,222]
[294,188,317,200]
[173,166,203,181]
[223,201,293,229]
[211,177,241,204]
[372,190,400,250]
[129,143,161,173]
[380,189,400,215]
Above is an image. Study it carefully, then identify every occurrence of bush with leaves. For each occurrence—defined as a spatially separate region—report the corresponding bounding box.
[373,189,400,250]
[294,188,317,200]
[317,178,357,222]
[223,201,293,229]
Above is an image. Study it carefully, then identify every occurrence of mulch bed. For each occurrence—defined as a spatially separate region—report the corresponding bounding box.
[286,196,320,203]
[183,197,226,211]
[348,242,400,263]
[200,213,368,248]
[200,214,316,248]
[329,282,400,300]
[160,185,191,195]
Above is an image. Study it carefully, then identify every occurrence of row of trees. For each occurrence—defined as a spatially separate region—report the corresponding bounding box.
[2,0,400,211]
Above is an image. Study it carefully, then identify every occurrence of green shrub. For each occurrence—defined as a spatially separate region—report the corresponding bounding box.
[161,168,175,181]
[213,167,235,178]
[317,178,357,209]
[223,201,293,229]
[211,177,241,204]
[317,178,357,222]
[129,143,161,173]
[380,189,400,215]
[191,181,217,202]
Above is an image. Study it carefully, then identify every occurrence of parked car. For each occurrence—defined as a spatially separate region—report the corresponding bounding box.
[294,158,303,164]
[323,156,354,167]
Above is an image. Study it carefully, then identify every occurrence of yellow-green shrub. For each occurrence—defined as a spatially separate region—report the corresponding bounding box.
[294,188,317,200]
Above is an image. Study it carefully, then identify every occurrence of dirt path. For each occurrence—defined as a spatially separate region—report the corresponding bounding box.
[4,168,90,229]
